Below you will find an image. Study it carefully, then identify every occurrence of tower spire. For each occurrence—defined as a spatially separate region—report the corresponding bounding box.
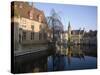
[68,21,71,44]
[68,21,70,28]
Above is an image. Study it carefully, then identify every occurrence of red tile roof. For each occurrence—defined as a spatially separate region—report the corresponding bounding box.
[11,1,47,24]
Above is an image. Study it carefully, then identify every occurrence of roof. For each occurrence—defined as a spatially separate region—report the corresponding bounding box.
[11,1,47,24]
[71,30,84,35]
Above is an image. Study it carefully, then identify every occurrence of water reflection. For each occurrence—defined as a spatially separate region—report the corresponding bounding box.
[48,45,97,71]
[14,45,97,73]
[14,56,48,73]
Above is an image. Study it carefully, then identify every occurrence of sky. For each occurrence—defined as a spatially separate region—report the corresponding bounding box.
[31,2,97,31]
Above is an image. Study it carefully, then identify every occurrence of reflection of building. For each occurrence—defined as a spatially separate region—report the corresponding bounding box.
[66,45,85,65]
[11,1,49,50]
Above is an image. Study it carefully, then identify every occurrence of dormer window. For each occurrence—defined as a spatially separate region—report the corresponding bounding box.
[38,15,42,22]
[29,10,33,19]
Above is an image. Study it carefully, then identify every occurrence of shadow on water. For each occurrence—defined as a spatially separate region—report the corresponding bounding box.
[14,45,97,73]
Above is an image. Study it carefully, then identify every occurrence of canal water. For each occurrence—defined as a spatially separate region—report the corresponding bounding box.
[14,45,97,73]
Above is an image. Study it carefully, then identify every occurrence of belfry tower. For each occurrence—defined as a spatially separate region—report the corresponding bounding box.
[68,21,71,44]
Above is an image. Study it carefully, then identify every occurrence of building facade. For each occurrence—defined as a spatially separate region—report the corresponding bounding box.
[63,22,84,45]
[64,22,97,45]
[81,30,97,45]
[11,1,49,51]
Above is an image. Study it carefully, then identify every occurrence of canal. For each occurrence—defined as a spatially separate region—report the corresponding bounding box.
[14,45,97,73]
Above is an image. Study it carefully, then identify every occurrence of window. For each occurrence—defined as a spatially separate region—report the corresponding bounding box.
[29,10,33,19]
[39,15,42,22]
[37,14,42,22]
[19,34,21,43]
[39,25,42,30]
[22,31,26,40]
[19,28,22,30]
[21,19,26,25]
[31,32,34,40]
[43,32,47,39]
[31,25,34,30]
[39,25,44,30]
[37,15,39,21]
[39,32,42,40]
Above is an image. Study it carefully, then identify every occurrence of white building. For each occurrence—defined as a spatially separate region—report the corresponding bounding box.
[11,1,49,51]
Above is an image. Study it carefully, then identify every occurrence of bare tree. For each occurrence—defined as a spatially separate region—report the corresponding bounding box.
[46,9,63,43]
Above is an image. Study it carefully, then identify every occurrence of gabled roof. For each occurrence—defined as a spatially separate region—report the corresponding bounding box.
[11,1,47,24]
